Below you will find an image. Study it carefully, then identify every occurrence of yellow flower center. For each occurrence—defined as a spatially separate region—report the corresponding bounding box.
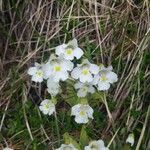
[36,71,43,77]
[44,104,49,109]
[54,65,61,72]
[66,48,73,55]
[79,111,85,116]
[82,69,89,75]
[101,74,107,81]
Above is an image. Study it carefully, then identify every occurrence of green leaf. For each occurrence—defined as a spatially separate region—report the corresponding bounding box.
[64,82,80,106]
[123,144,132,150]
[79,126,90,148]
[63,132,81,150]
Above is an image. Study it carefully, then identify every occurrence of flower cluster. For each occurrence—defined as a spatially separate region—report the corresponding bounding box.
[28,38,118,124]
[56,139,109,150]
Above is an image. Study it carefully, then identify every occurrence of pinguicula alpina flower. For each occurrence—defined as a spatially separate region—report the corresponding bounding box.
[55,143,78,150]
[55,38,84,60]
[39,99,56,115]
[42,54,74,82]
[84,140,109,150]
[47,77,61,96]
[71,59,99,83]
[71,104,93,124]
[74,82,95,97]
[27,62,44,83]
[92,65,118,91]
[126,133,134,147]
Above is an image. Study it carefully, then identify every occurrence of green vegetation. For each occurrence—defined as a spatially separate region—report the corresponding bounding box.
[0,0,149,149]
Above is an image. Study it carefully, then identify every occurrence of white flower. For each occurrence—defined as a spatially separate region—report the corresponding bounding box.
[55,143,78,150]
[74,82,95,97]
[39,99,55,115]
[126,133,134,147]
[71,104,93,124]
[47,77,60,96]
[27,62,44,83]
[92,65,118,91]
[42,55,74,82]
[3,148,13,150]
[84,140,109,150]
[55,38,84,60]
[71,59,99,83]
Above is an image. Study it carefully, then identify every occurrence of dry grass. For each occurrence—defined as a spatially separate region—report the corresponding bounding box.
[0,0,150,149]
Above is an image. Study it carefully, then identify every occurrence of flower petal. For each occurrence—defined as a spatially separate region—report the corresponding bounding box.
[27,67,37,75]
[106,71,118,83]
[61,60,74,71]
[75,115,89,124]
[88,85,95,94]
[97,81,110,91]
[71,104,81,116]
[64,53,74,60]
[31,75,43,82]
[68,38,78,48]
[89,64,99,74]
[74,82,83,89]
[53,71,68,82]
[55,44,66,56]
[73,47,84,59]
[77,88,88,97]
[42,62,52,79]
[71,67,81,79]
[92,74,100,85]
[79,73,93,83]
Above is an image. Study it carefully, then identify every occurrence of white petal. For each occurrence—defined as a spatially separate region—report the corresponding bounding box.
[27,67,37,75]
[3,148,13,150]
[47,79,60,95]
[61,60,74,71]
[34,62,41,67]
[68,38,78,48]
[31,75,43,82]
[73,47,84,59]
[79,74,93,83]
[55,44,66,56]
[56,144,77,150]
[97,81,110,91]
[92,74,100,85]
[106,71,118,83]
[48,105,55,115]
[64,53,74,60]
[74,115,89,124]
[77,88,87,97]
[47,87,59,96]
[71,67,81,79]
[126,134,134,146]
[60,71,69,81]
[53,71,68,82]
[88,85,95,94]
[71,104,81,116]
[107,65,113,71]
[74,82,83,89]
[84,146,91,150]
[97,140,105,147]
[86,105,94,119]
[42,62,52,79]
[89,64,99,74]
[40,99,49,105]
